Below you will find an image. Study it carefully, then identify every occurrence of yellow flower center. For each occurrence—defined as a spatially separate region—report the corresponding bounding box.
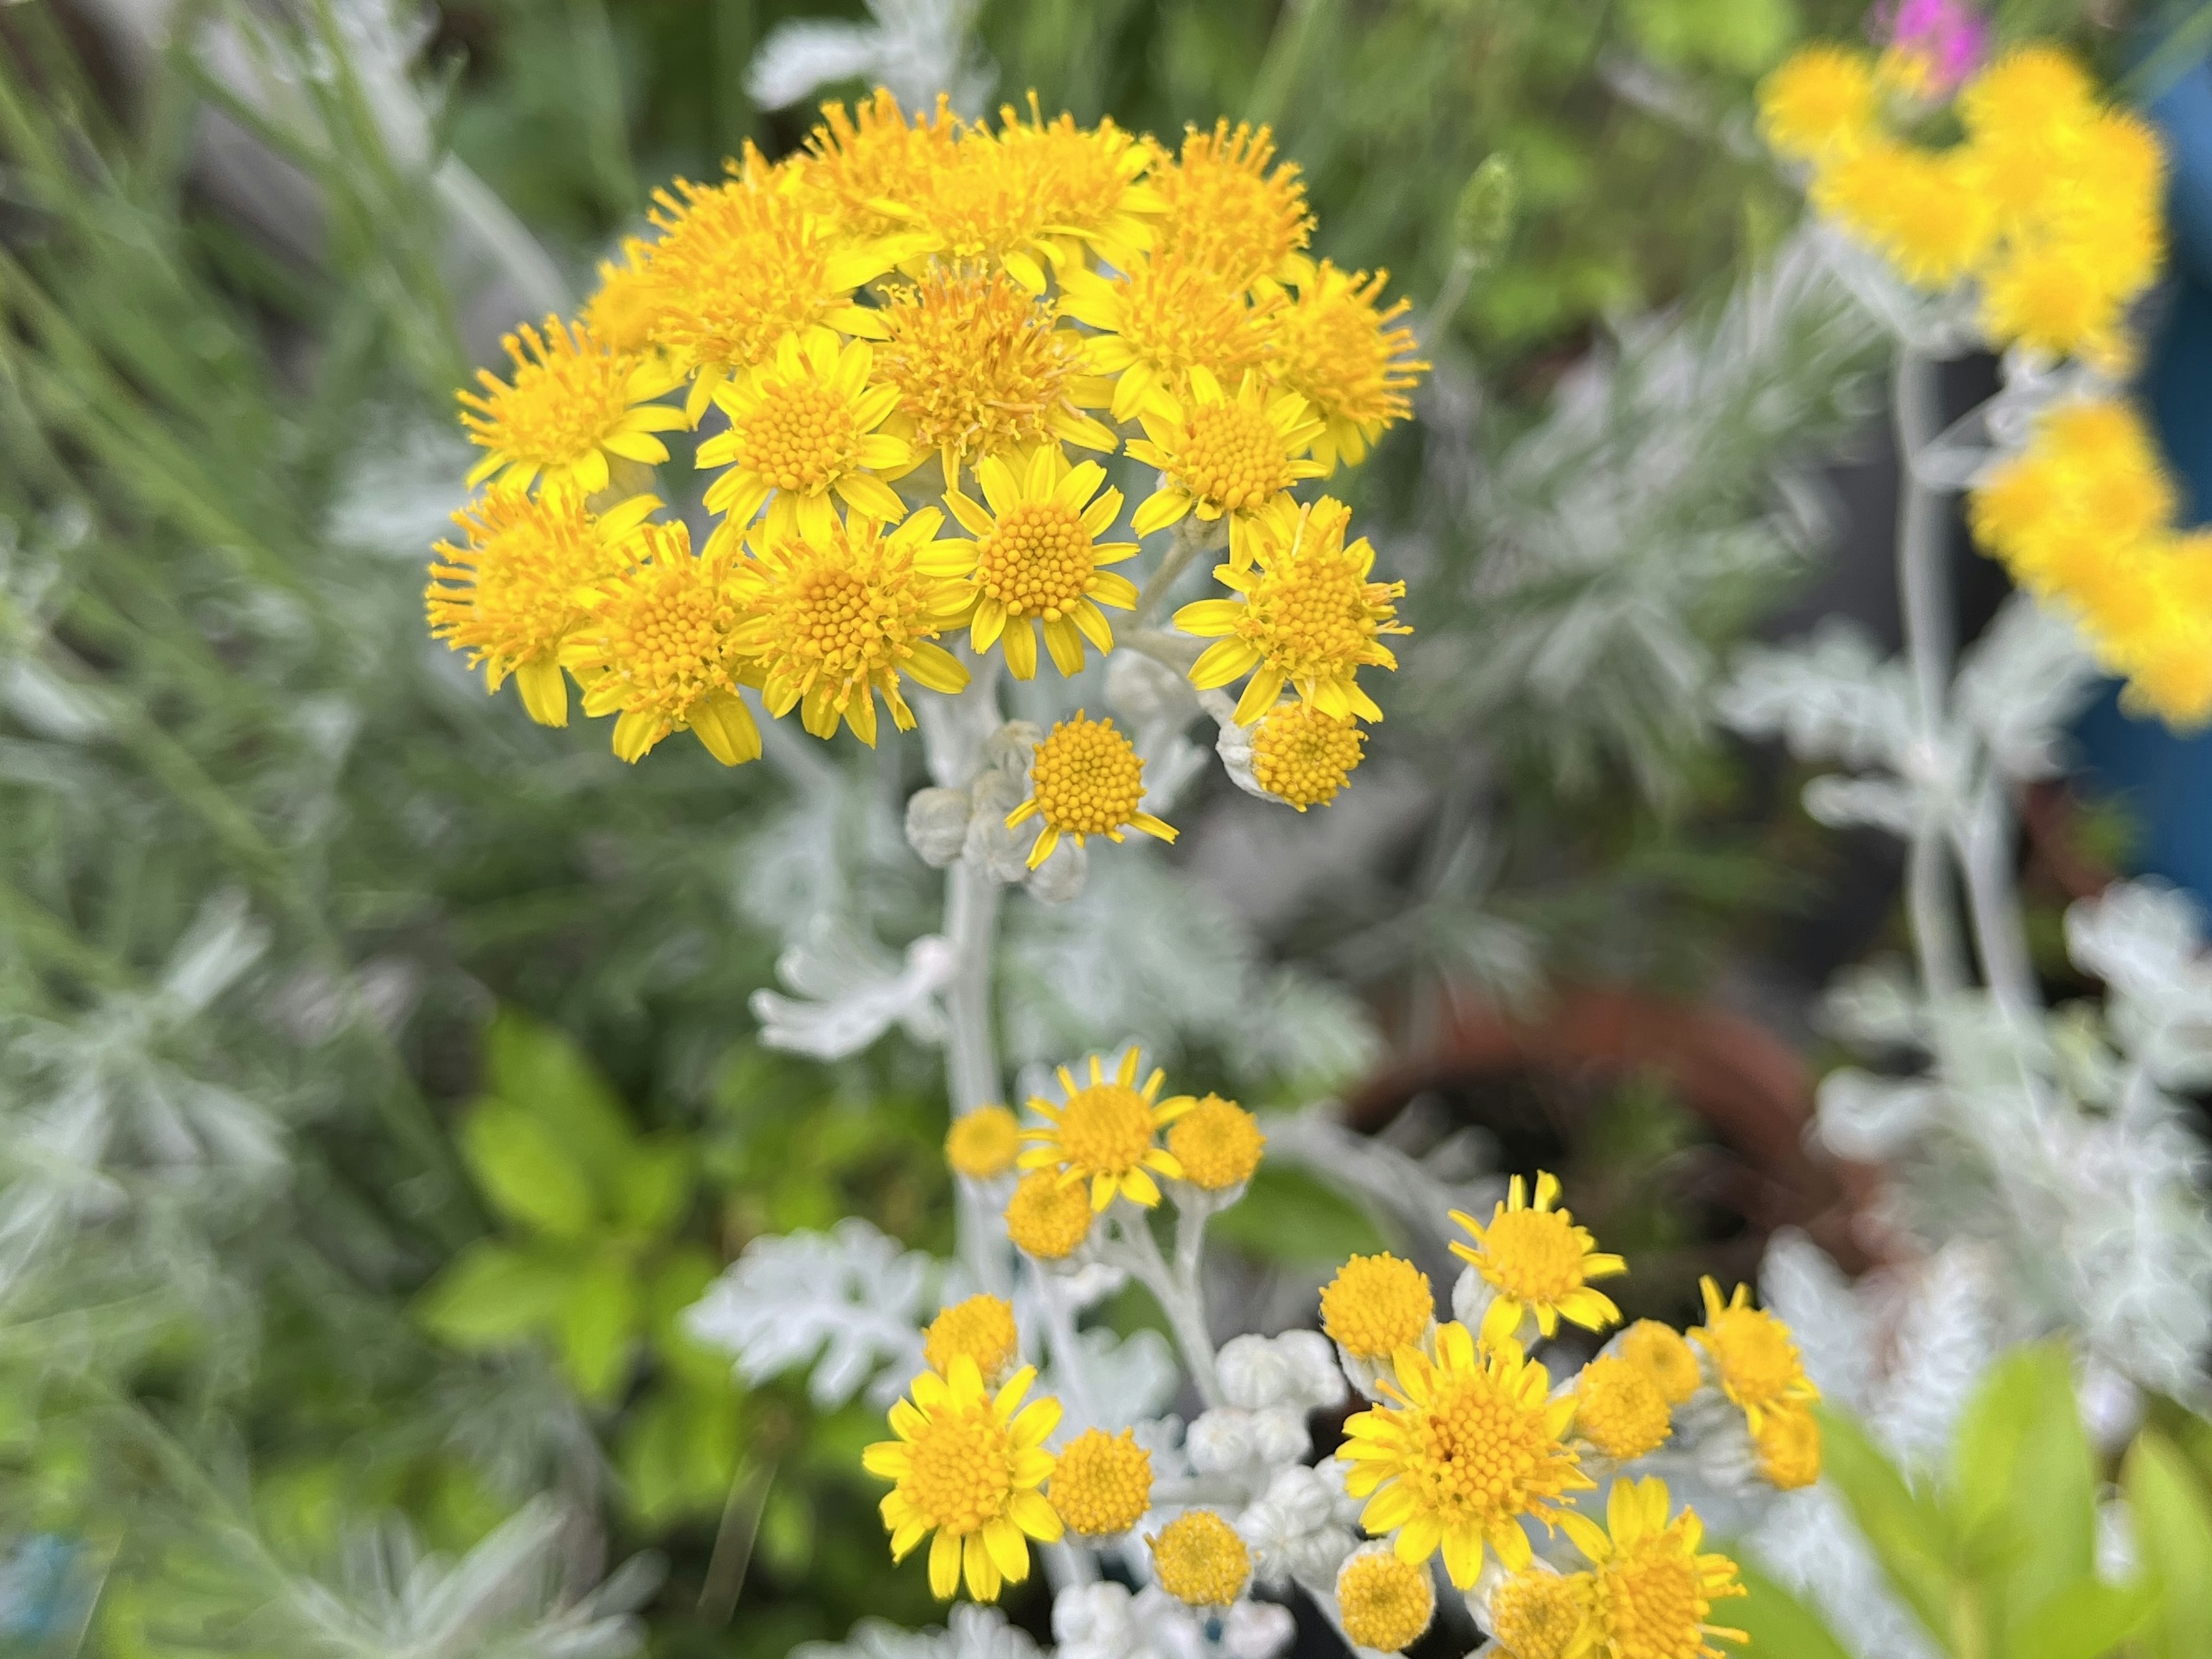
[747,533,938,704]
[979,502,1096,619]
[1028,714,1147,837]
[461,319,634,470]
[1056,1083,1156,1178]
[1753,1407,1822,1492]
[646,173,851,374]
[924,1294,1020,1382]
[1005,1171,1094,1259]
[1756,47,1874,161]
[1592,1534,1710,1659]
[1176,399,1298,513]
[1619,1321,1702,1407]
[1149,1510,1251,1607]
[1319,1253,1433,1359]
[879,268,1087,468]
[1490,1570,1588,1659]
[1480,1209,1593,1302]
[1251,703,1365,809]
[1405,1370,1562,1525]
[948,1105,1022,1179]
[1240,543,1396,681]
[1336,1551,1434,1652]
[1276,273,1420,433]
[740,380,860,491]
[1109,253,1273,387]
[1050,1428,1153,1536]
[1695,1309,1803,1413]
[587,539,747,715]
[903,1407,1016,1536]
[1164,1095,1265,1190]
[427,488,629,673]
[1154,120,1310,290]
[1575,1357,1672,1461]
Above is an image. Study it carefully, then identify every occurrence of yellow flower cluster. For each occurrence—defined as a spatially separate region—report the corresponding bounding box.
[428,92,1419,820]
[1760,44,2164,368]
[1972,399,2212,728]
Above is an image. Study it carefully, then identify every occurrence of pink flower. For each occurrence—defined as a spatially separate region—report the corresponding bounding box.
[1872,0,1989,96]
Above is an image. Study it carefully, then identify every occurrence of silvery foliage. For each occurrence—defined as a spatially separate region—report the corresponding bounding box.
[748,0,995,118]
[797,1605,1043,1659]
[751,916,957,1059]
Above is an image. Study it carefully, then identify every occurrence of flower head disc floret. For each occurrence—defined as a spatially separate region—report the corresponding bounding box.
[1005,711,1177,868]
[1050,1428,1153,1536]
[1450,1171,1626,1346]
[698,333,910,543]
[1339,1323,1590,1588]
[1560,1478,1747,1659]
[1251,701,1366,809]
[798,90,960,245]
[1018,1047,1192,1210]
[1754,1404,1822,1491]
[1164,1094,1265,1191]
[1268,263,1427,472]
[1320,1252,1434,1360]
[1573,1356,1673,1463]
[427,486,656,726]
[864,1355,1065,1601]
[457,317,683,494]
[948,1105,1022,1179]
[1005,1170,1096,1259]
[1148,1510,1251,1608]
[924,1294,1020,1385]
[1177,498,1407,725]
[1151,119,1314,291]
[1690,1279,1819,1435]
[559,520,763,766]
[1062,251,1279,422]
[1756,44,1875,161]
[582,237,664,357]
[1487,1568,1592,1659]
[1618,1321,1702,1407]
[1335,1548,1435,1653]
[1130,368,1324,567]
[732,509,971,745]
[935,446,1139,679]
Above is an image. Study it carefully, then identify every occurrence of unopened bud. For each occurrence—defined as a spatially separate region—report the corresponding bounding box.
[1453,154,1516,270]
[904,786,972,868]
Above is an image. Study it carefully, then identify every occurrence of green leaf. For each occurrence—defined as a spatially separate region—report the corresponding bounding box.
[1205,1163,1387,1264]
[1816,1406,1957,1646]
[609,1132,694,1234]
[556,1249,638,1402]
[1728,1556,1854,1659]
[459,1100,598,1238]
[618,1378,742,1527]
[2123,1432,2212,1659]
[2008,1580,2159,1659]
[417,1241,572,1349]
[1950,1344,2094,1634]
[484,1009,638,1176]
[644,1243,732,1387]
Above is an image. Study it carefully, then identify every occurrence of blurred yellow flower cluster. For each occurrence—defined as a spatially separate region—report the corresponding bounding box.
[1760,44,2164,369]
[427,91,1421,827]
[1973,400,2212,726]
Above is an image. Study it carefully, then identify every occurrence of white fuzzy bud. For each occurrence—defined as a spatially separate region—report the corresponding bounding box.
[1055,1582,1139,1659]
[1218,1334,1294,1410]
[966,766,1033,884]
[1274,1328,1348,1408]
[904,786,972,868]
[1219,1600,1296,1659]
[1185,1407,1258,1473]
[1250,1406,1311,1466]
[1107,649,1199,725]
[984,719,1044,775]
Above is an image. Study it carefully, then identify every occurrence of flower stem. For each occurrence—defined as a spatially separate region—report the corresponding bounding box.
[1113,1211,1224,1407]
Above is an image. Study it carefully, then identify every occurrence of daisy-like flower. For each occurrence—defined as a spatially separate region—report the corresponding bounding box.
[1004,711,1177,869]
[1150,119,1313,292]
[1004,1169,1096,1259]
[1753,1404,1821,1492]
[863,1355,1065,1601]
[934,446,1139,679]
[875,266,1118,486]
[457,317,684,494]
[1061,251,1279,422]
[1689,1279,1820,1435]
[1018,1047,1191,1211]
[731,509,971,745]
[1558,1478,1747,1659]
[1129,368,1324,567]
[1320,1253,1434,1362]
[1810,135,1997,290]
[697,333,910,545]
[1335,1548,1435,1654]
[797,89,960,247]
[1050,1428,1153,1536]
[1756,44,1876,162]
[1149,1511,1251,1608]
[946,1105,1021,1179]
[582,236,664,358]
[426,485,656,727]
[559,520,762,766]
[1164,1094,1265,1191]
[1267,264,1427,473]
[1175,498,1408,726]
[1339,1323,1590,1588]
[1449,1171,1626,1346]
[1615,1320,1701,1407]
[1482,1566,1590,1659]
[1250,701,1366,810]
[923,1294,1020,1385]
[645,151,895,419]
[1572,1355,1673,1463]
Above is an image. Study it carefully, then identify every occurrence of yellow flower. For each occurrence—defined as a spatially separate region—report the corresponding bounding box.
[935,446,1140,679]
[1018,1047,1191,1211]
[1267,263,1426,472]
[1050,1428,1153,1536]
[1149,1510,1251,1607]
[1560,1478,1747,1659]
[1811,137,1996,290]
[457,316,684,494]
[730,509,971,745]
[582,237,664,358]
[947,1105,1022,1179]
[1757,46,1876,162]
[1339,1323,1590,1588]
[798,89,960,247]
[1573,1356,1673,1463]
[1978,240,2131,364]
[1690,1278,1820,1435]
[1486,1568,1590,1659]
[1250,702,1366,810]
[697,334,911,544]
[426,485,656,727]
[1129,368,1324,569]
[1176,498,1408,726]
[1335,1548,1434,1652]
[1164,1094,1266,1191]
[875,266,1118,485]
[863,1355,1065,1601]
[1004,1169,1097,1259]
[645,154,894,419]
[1616,1321,1700,1408]
[1005,711,1178,870]
[1150,119,1313,291]
[1958,47,2099,225]
[1062,251,1279,423]
[559,519,763,766]
[924,1294,1020,1385]
[1754,1404,1822,1492]
[1319,1253,1434,1361]
[1449,1172,1626,1346]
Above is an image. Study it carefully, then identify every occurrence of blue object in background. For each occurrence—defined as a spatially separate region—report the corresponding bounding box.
[2075,36,2212,903]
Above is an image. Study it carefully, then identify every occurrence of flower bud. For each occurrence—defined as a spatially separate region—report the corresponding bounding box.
[904,785,972,868]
